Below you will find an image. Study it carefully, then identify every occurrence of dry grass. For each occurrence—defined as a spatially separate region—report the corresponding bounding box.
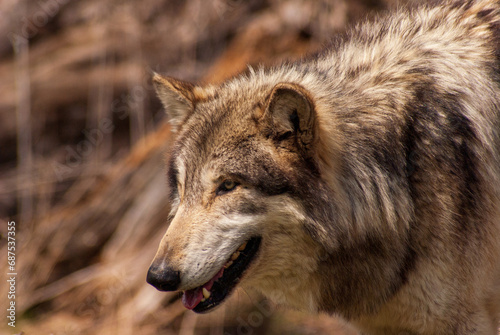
[0,0,412,334]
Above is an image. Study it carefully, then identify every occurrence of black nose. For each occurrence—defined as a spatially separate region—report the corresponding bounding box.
[147,262,181,291]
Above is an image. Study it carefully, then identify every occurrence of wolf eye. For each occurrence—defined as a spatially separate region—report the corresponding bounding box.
[217,179,238,195]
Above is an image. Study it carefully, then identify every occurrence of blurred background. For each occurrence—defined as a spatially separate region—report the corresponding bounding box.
[1,0,419,334]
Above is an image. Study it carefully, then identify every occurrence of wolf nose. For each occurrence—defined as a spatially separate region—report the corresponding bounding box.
[147,262,181,291]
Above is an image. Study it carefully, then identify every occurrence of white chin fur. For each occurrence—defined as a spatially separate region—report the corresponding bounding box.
[178,213,261,290]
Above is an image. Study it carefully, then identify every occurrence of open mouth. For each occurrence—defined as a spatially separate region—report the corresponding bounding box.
[181,236,261,313]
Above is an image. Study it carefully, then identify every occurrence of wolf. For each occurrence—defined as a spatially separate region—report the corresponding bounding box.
[146,0,500,334]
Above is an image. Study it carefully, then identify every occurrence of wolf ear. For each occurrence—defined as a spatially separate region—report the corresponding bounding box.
[153,73,197,131]
[263,83,317,156]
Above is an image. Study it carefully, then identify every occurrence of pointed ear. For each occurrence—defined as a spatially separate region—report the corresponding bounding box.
[153,73,197,131]
[263,82,317,156]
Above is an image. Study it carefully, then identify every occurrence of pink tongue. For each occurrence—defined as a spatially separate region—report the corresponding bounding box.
[181,268,224,310]
[182,287,203,310]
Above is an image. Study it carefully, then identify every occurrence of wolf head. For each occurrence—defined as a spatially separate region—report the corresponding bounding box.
[147,72,337,313]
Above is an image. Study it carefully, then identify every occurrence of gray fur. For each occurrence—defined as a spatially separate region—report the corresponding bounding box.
[150,1,500,333]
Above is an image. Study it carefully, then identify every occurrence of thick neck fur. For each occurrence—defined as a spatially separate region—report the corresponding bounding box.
[221,1,500,332]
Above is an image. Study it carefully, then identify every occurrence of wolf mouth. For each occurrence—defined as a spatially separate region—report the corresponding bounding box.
[181,236,262,313]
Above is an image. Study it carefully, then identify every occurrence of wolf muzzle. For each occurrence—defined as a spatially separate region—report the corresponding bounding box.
[147,261,181,291]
